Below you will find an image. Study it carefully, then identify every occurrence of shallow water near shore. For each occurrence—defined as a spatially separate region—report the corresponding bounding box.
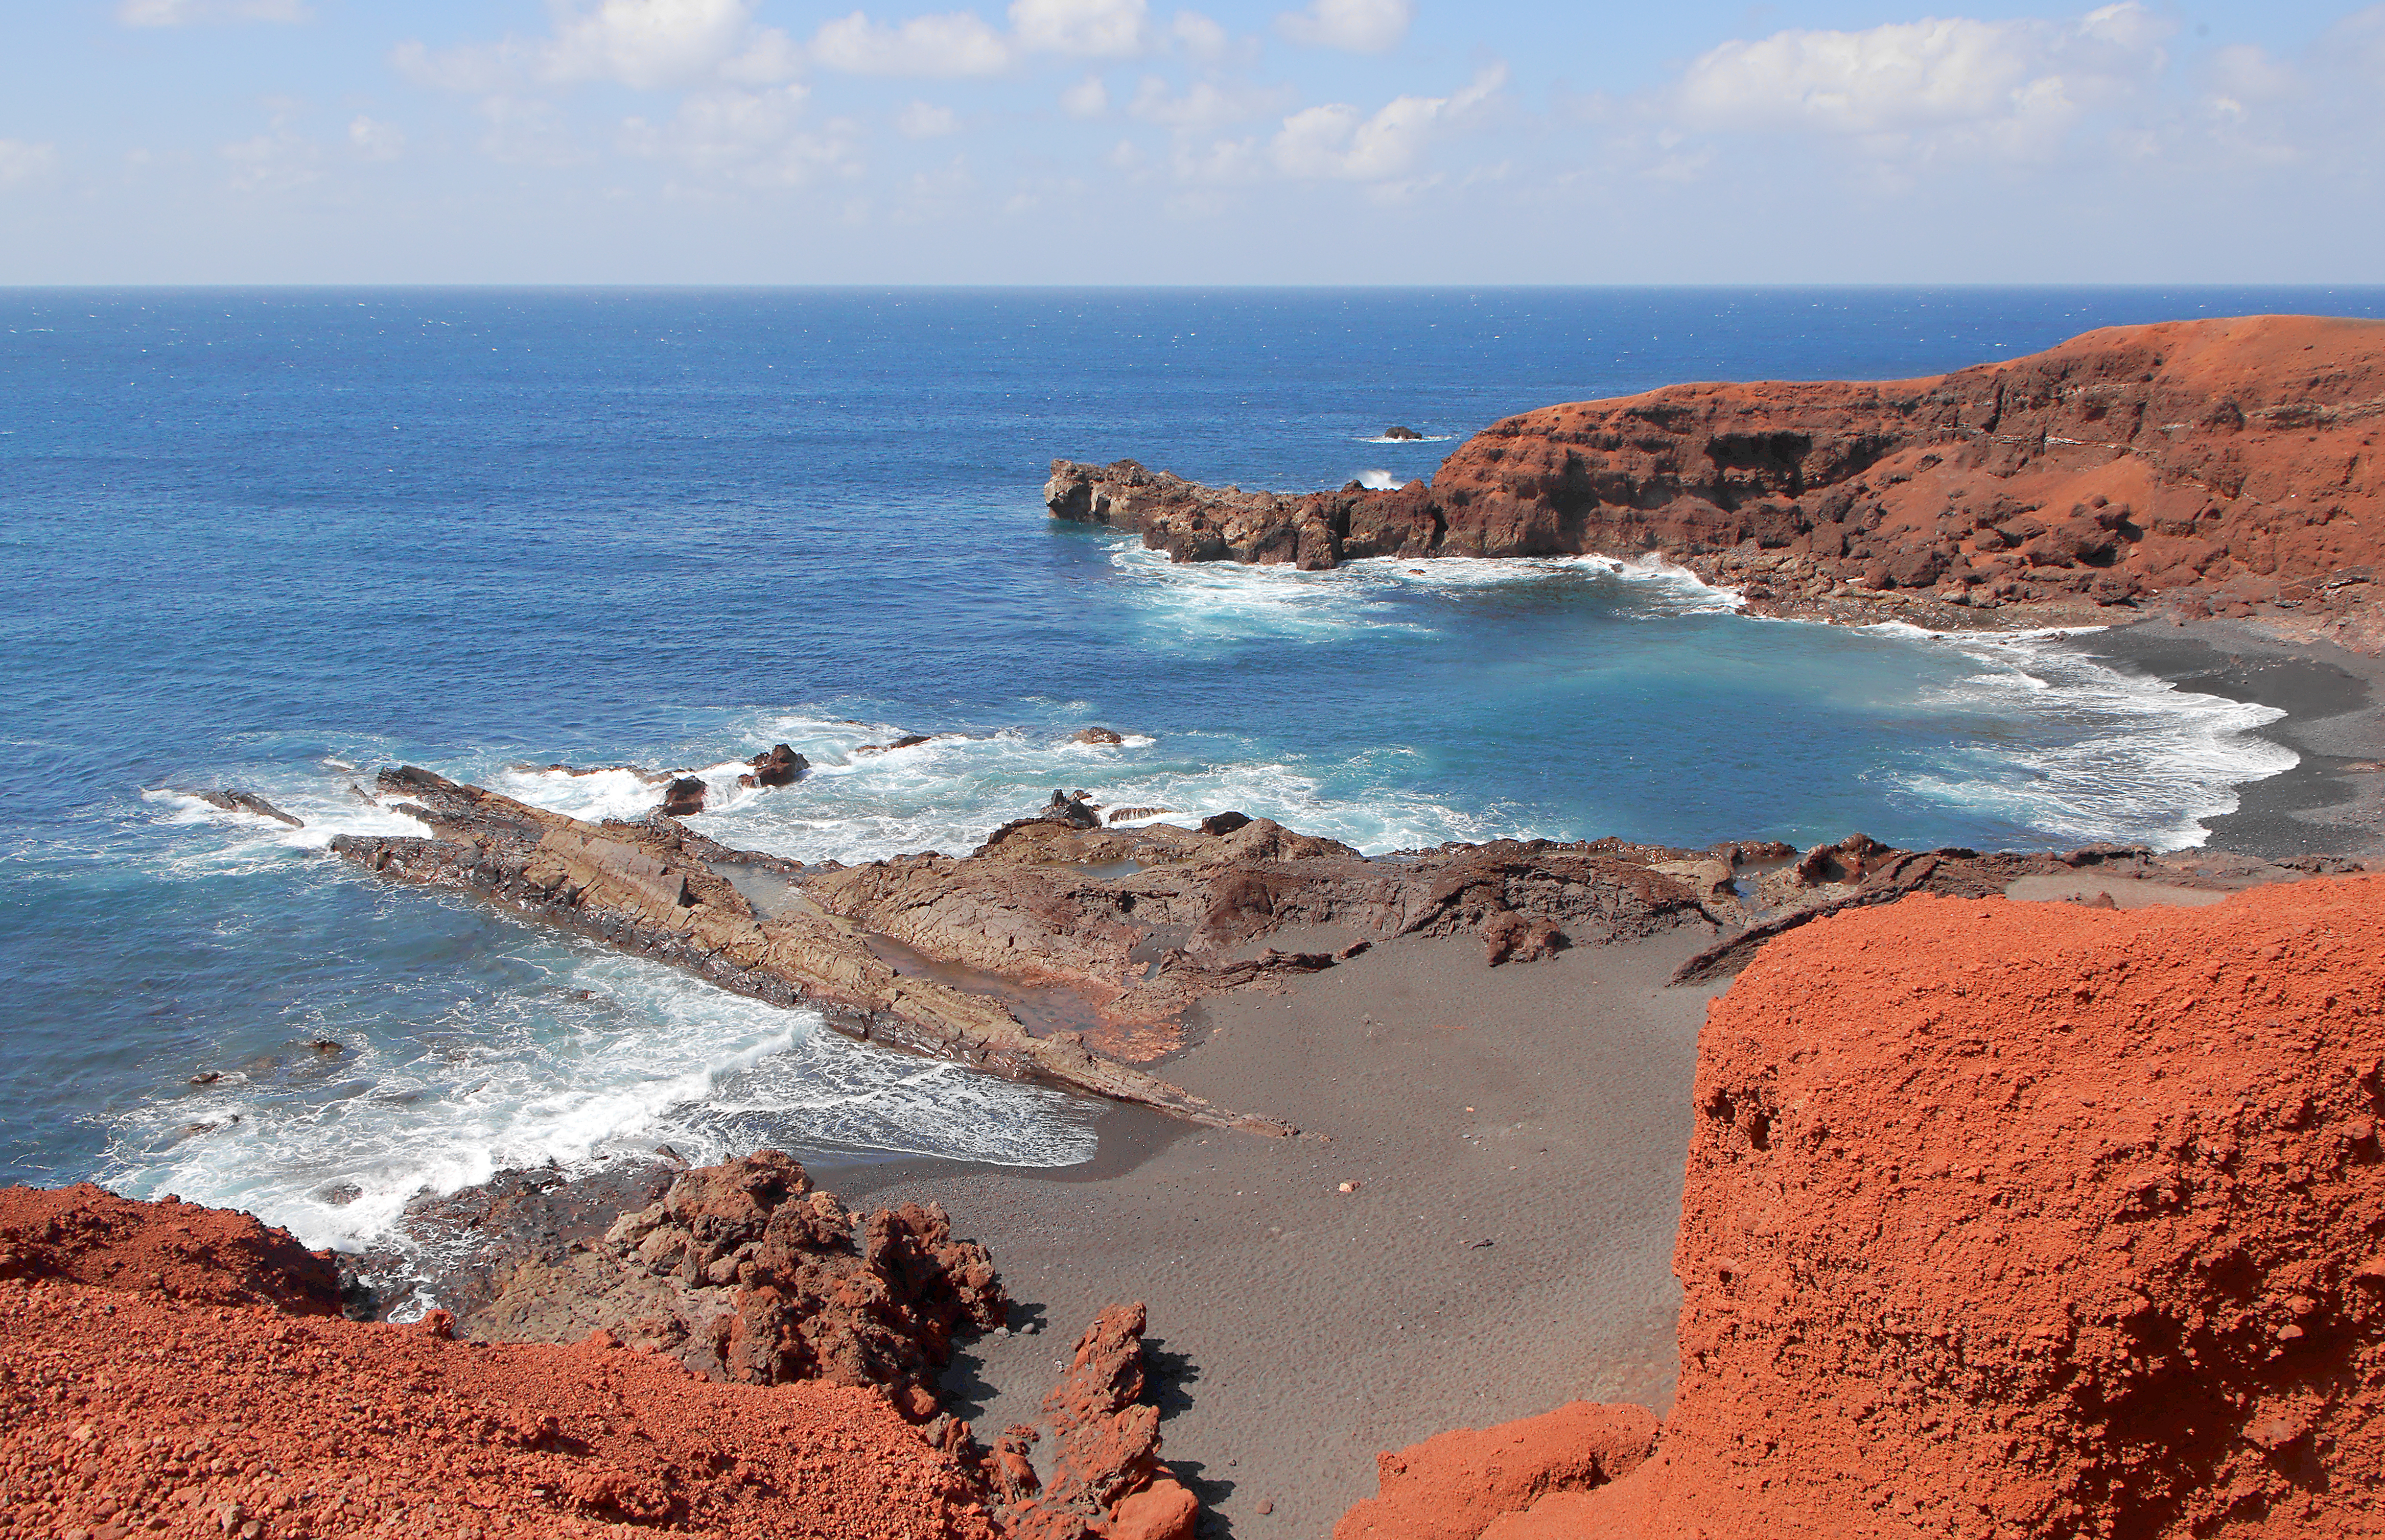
[4,284,2382,1247]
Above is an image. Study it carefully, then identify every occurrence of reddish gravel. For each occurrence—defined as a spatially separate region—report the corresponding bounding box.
[0,1187,1002,1540]
[1341,874,2385,1538]
[0,1184,339,1314]
[0,1280,997,1540]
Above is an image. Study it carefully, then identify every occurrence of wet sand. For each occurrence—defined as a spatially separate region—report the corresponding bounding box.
[834,928,1726,1536]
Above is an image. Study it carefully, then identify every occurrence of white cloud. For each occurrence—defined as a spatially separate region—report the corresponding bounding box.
[1270,63,1503,181]
[623,85,859,186]
[1130,76,1293,131]
[546,0,756,91]
[120,0,306,25]
[395,1,794,95]
[809,10,1013,76]
[2207,43,2294,103]
[1009,0,1150,57]
[1677,3,2172,155]
[898,99,961,137]
[348,115,405,161]
[0,140,59,188]
[1170,10,1230,62]
[1275,0,1411,54]
[1061,74,1111,117]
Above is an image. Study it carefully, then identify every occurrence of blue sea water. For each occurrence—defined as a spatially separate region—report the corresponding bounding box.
[4,285,2380,1250]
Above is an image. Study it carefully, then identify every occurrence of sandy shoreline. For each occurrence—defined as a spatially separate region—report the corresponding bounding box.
[802,613,2385,1537]
[2066,615,2385,861]
[828,929,1722,1534]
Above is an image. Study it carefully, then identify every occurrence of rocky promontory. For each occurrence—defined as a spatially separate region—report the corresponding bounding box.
[1051,315,2385,646]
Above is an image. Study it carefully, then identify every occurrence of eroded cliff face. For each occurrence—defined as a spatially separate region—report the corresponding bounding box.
[1053,315,2385,644]
[1340,874,2385,1539]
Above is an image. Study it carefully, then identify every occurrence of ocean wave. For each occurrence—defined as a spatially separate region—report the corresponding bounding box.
[1104,538,1740,646]
[93,949,1098,1253]
[1357,433,1457,443]
[1887,629,2296,850]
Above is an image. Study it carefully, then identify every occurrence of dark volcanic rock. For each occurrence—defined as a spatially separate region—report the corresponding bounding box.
[1383,425,1423,440]
[750,743,808,787]
[452,1152,1003,1419]
[661,775,709,816]
[196,788,305,828]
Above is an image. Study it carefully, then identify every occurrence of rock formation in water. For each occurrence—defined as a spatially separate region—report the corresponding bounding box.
[1337,872,2385,1538]
[330,765,2346,1138]
[1051,316,2385,646]
[194,788,305,828]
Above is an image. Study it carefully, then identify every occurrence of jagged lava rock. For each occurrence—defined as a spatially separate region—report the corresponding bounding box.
[466,1151,1003,1418]
[1367,874,2385,1538]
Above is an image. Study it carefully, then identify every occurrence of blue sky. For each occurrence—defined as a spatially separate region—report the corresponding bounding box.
[3,1,2380,282]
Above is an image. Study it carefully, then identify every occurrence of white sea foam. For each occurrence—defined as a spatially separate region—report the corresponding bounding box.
[1886,629,2296,850]
[97,950,1097,1253]
[1356,468,1408,490]
[1103,538,1740,645]
[1357,433,1456,443]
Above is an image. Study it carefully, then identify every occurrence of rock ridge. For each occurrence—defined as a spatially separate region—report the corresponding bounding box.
[1051,315,2385,648]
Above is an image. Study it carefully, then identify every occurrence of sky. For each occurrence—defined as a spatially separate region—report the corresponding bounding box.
[2,0,2381,284]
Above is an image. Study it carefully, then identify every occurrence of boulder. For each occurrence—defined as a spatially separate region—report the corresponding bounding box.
[750,744,808,787]
[1071,727,1126,746]
[1199,811,1252,837]
[1383,425,1424,440]
[1044,790,1101,829]
[660,776,708,817]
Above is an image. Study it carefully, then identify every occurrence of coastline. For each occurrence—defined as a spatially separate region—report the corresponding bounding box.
[812,612,2385,1534]
[2065,616,2385,861]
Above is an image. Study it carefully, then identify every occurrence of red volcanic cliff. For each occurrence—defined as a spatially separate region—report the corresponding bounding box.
[1053,315,2385,643]
[1340,874,2385,1538]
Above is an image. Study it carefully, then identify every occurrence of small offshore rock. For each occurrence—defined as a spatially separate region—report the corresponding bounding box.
[749,743,808,787]
[660,776,708,817]
[1383,425,1423,440]
[1072,727,1126,746]
[196,789,303,829]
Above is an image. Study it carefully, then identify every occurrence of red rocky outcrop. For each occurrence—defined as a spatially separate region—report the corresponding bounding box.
[462,1151,1004,1422]
[1340,873,2385,1538]
[1053,316,2385,645]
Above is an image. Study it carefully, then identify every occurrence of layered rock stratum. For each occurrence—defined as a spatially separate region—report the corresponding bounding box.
[1051,315,2385,647]
[1339,873,2385,1538]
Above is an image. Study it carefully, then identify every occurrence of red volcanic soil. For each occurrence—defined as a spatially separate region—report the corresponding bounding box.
[0,1184,339,1314]
[1341,874,2385,1538]
[0,1189,997,1539]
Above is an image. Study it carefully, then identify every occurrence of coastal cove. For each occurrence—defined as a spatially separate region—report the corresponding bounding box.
[7,290,2385,1537]
[5,288,2382,1230]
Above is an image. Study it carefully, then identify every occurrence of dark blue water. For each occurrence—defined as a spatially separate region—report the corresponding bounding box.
[4,286,2376,1248]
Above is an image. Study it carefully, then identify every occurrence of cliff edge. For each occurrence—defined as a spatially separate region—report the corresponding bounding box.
[1053,315,2385,646]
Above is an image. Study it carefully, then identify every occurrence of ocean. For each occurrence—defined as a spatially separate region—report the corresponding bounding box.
[4,285,2378,1251]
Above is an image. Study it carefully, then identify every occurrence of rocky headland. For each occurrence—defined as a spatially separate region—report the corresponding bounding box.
[1050,315,2385,648]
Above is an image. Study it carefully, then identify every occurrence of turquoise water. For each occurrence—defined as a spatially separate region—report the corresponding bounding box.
[2,285,2372,1246]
